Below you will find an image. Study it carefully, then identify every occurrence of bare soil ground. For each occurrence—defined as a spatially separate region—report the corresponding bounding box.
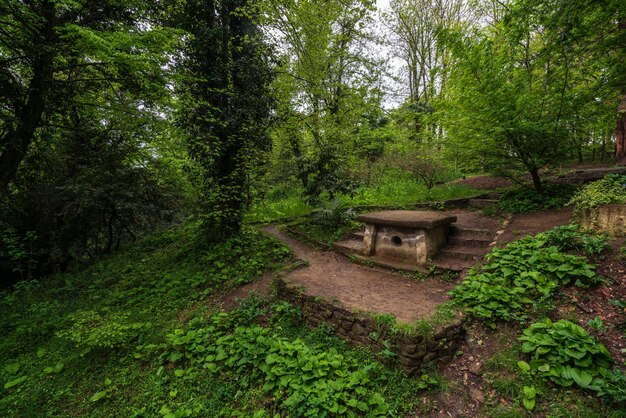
[263,226,453,323]
[444,209,504,233]
[499,207,572,244]
[452,175,514,190]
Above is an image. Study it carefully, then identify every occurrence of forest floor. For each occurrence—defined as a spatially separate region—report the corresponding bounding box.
[262,226,452,323]
[265,206,626,417]
[262,208,572,325]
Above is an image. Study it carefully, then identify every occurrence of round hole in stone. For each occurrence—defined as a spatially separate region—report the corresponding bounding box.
[391,236,402,247]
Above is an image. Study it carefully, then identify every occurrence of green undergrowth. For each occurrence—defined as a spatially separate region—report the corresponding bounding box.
[452,225,605,327]
[342,177,479,207]
[569,173,626,216]
[368,302,459,339]
[156,302,440,417]
[246,175,481,224]
[0,221,291,416]
[287,220,361,247]
[517,318,626,407]
[0,221,444,417]
[478,323,626,416]
[498,184,578,214]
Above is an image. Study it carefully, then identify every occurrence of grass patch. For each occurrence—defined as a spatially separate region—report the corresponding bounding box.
[342,176,480,207]
[0,221,447,417]
[246,174,482,224]
[287,220,361,246]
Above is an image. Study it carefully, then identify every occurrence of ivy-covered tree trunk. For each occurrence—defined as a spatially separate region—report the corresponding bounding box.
[178,0,274,241]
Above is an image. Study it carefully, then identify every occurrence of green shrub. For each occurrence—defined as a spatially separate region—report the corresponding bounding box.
[163,311,390,417]
[518,319,613,389]
[541,224,608,256]
[452,232,601,326]
[57,310,150,354]
[200,227,292,285]
[499,184,578,213]
[569,174,626,215]
[312,199,356,228]
[518,319,626,403]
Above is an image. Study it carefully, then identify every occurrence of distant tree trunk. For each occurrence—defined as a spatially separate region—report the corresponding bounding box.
[529,168,543,194]
[577,146,583,163]
[616,19,626,164]
[617,94,626,164]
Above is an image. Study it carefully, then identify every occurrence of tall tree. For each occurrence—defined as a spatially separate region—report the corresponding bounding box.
[438,10,598,192]
[177,0,274,240]
[511,0,626,163]
[0,0,174,190]
[262,0,379,203]
[384,0,469,136]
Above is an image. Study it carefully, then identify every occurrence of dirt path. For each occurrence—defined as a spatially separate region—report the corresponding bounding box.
[263,226,453,323]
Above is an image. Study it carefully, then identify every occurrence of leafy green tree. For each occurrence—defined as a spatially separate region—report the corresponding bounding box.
[437,11,606,192]
[384,0,470,136]
[0,102,187,279]
[262,0,380,203]
[0,0,176,190]
[509,0,626,163]
[176,0,274,240]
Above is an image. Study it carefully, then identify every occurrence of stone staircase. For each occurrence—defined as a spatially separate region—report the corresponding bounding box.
[468,193,502,209]
[333,212,501,274]
[431,226,495,272]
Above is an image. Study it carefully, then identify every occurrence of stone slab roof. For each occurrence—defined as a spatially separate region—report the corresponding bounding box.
[356,210,457,229]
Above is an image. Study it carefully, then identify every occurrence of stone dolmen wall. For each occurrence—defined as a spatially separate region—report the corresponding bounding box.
[275,278,466,375]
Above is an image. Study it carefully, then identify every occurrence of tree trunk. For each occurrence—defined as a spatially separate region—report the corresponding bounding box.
[617,94,626,164]
[616,18,626,164]
[577,145,583,164]
[0,55,53,189]
[529,168,543,194]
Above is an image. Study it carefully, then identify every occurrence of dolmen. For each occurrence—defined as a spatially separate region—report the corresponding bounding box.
[356,210,457,265]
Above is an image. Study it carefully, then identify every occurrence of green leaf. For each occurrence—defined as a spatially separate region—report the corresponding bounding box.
[523,386,536,399]
[4,376,27,390]
[517,361,530,372]
[522,397,536,411]
[570,368,593,388]
[90,390,108,402]
[5,363,20,375]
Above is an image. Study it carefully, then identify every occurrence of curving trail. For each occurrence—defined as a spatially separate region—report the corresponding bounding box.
[263,226,453,323]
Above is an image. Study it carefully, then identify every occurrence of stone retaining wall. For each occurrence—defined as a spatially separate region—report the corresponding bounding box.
[275,278,466,375]
[581,204,626,236]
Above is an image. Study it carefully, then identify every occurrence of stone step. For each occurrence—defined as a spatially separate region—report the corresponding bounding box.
[365,254,430,273]
[333,239,362,257]
[451,226,493,239]
[349,231,365,240]
[468,198,499,209]
[447,236,492,248]
[439,247,485,262]
[430,256,475,272]
[485,193,503,199]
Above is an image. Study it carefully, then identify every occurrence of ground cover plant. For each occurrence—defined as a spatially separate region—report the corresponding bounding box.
[0,222,444,417]
[569,174,626,216]
[517,318,626,409]
[3,0,626,415]
[246,173,481,224]
[451,226,603,326]
[498,184,578,214]
[0,221,290,415]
